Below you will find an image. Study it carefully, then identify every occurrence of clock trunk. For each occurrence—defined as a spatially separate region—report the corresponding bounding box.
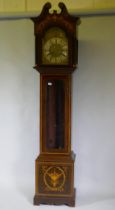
[40,74,71,154]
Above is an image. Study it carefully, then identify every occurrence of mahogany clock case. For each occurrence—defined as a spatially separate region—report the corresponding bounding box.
[31,2,80,207]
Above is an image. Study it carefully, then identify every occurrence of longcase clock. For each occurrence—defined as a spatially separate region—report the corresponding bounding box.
[31,2,80,206]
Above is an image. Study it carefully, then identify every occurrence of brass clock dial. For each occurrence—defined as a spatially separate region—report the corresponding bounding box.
[42,27,68,65]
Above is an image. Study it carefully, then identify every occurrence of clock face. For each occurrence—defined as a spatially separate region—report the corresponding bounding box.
[42,27,68,65]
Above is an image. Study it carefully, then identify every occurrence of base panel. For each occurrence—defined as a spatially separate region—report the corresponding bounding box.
[34,189,76,207]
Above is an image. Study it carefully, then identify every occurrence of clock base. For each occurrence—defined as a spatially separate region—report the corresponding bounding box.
[33,153,76,207]
[34,188,76,207]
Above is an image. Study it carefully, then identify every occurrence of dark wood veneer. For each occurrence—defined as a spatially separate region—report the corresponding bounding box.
[31,2,80,206]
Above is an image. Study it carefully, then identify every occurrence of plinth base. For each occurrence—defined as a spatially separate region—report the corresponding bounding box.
[34,188,76,207]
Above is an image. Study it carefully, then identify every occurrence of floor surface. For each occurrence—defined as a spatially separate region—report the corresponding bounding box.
[0,186,115,210]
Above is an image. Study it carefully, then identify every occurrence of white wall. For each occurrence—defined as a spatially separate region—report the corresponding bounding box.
[0,16,115,205]
[0,19,39,194]
[72,15,115,203]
